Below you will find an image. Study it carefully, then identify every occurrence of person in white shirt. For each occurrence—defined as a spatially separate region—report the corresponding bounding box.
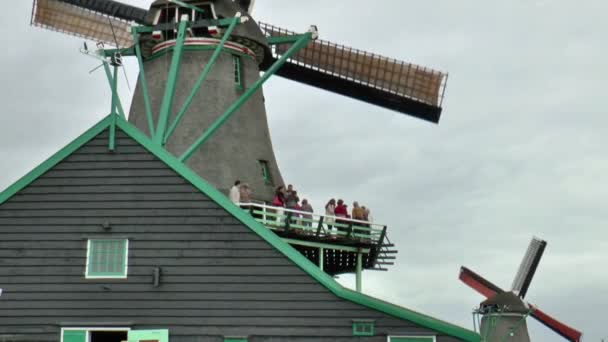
[229,180,241,204]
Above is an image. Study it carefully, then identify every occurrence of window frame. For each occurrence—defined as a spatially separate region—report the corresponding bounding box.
[85,239,129,279]
[233,54,244,91]
[387,336,437,342]
[352,320,375,336]
[258,160,272,185]
[61,327,131,342]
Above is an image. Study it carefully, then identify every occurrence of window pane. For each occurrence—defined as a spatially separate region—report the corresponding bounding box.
[87,239,127,277]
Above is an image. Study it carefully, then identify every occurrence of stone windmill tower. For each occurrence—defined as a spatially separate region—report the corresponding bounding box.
[31,0,447,201]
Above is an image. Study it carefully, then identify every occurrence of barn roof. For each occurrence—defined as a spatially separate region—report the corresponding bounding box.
[0,114,480,342]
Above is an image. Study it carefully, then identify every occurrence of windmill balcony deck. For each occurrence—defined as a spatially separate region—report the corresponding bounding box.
[239,203,397,277]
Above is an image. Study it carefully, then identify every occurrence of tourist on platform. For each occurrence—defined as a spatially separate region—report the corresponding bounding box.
[324,198,336,232]
[351,201,365,220]
[239,183,251,204]
[272,185,286,223]
[334,199,349,233]
[229,180,241,204]
[273,185,286,207]
[285,189,298,209]
[301,199,314,227]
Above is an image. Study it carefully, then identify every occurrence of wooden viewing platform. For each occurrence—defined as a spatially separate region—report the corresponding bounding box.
[239,203,397,290]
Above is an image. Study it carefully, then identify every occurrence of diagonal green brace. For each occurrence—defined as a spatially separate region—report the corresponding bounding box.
[132,31,156,137]
[154,17,189,144]
[102,63,126,119]
[164,15,241,145]
[179,32,313,162]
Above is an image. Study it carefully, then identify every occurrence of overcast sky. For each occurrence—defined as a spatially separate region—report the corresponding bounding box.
[1,1,606,341]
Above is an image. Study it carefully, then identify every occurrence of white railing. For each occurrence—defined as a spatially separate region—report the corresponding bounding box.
[238,202,387,244]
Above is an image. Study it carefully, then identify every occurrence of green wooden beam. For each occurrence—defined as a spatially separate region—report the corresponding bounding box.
[319,247,324,272]
[109,66,119,151]
[180,31,314,162]
[102,47,135,58]
[282,238,370,254]
[102,63,126,119]
[154,17,189,144]
[356,250,363,292]
[164,15,241,145]
[267,34,310,45]
[133,32,155,137]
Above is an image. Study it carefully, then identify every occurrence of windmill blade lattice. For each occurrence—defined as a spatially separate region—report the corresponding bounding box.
[31,0,139,47]
[511,237,547,298]
[259,22,447,123]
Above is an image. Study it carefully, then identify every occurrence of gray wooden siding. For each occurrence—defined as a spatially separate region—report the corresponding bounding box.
[0,129,464,342]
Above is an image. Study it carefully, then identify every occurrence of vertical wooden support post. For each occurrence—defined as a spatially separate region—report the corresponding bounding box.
[102,63,126,119]
[180,31,314,162]
[319,247,324,272]
[108,65,119,151]
[356,249,363,292]
[155,16,189,145]
[132,30,155,137]
[164,15,241,144]
[316,216,324,237]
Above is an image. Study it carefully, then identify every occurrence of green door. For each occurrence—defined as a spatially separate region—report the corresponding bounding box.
[128,330,169,342]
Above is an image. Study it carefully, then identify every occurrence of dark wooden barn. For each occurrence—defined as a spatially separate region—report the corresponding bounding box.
[0,115,480,342]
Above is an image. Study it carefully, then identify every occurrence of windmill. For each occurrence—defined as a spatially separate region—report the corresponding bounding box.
[459,237,583,342]
[30,0,447,201]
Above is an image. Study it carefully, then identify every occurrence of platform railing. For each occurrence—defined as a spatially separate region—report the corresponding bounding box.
[238,202,387,245]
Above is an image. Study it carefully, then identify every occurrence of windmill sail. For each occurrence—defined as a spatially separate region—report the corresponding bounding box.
[31,0,141,47]
[511,237,547,298]
[259,22,447,123]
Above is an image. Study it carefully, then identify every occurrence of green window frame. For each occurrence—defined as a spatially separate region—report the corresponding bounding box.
[233,54,243,90]
[353,320,375,336]
[258,160,272,185]
[224,337,247,342]
[85,239,129,278]
[389,336,436,342]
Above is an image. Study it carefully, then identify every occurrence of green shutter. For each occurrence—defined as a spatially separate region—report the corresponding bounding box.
[129,330,169,342]
[390,337,435,342]
[87,239,128,278]
[258,160,271,184]
[224,338,247,342]
[63,330,86,342]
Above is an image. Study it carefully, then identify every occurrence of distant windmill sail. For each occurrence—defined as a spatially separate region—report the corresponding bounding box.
[31,0,136,47]
[259,22,447,122]
[511,237,547,298]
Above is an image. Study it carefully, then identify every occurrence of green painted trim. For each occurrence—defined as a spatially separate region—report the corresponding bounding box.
[0,115,480,341]
[133,32,155,137]
[164,16,241,145]
[103,47,136,57]
[179,32,314,162]
[267,34,309,45]
[0,116,112,205]
[62,329,86,342]
[353,320,375,336]
[155,18,188,144]
[109,113,117,151]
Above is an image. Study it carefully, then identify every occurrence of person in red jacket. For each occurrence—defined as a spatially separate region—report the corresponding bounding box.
[334,199,350,233]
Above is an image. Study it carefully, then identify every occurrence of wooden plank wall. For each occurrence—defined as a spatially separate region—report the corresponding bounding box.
[0,129,461,342]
